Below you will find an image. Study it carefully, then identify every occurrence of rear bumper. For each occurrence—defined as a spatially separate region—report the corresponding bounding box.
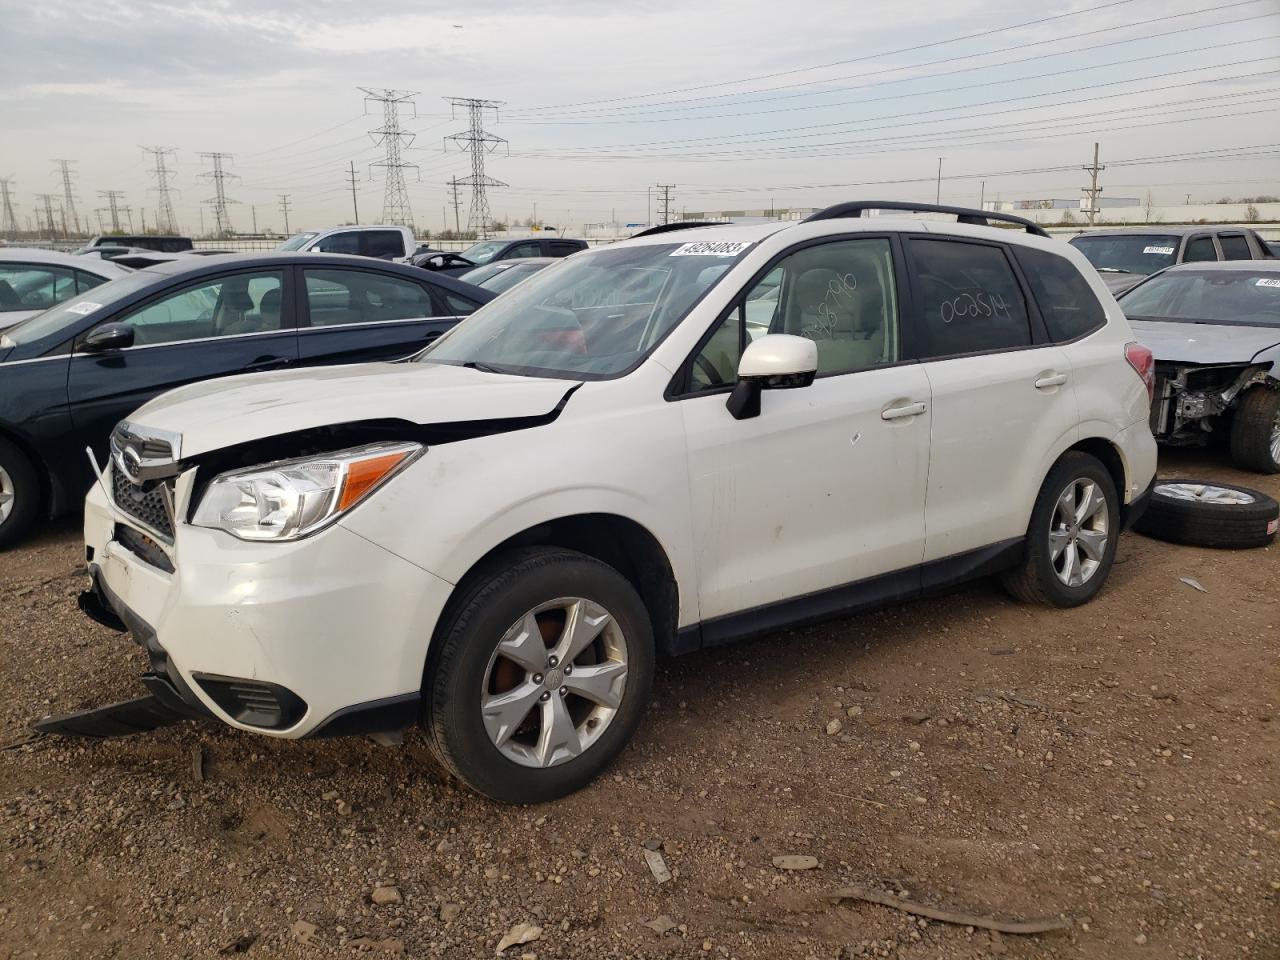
[1122,476,1156,530]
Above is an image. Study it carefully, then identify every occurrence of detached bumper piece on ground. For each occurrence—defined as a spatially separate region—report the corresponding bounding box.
[1134,479,1280,549]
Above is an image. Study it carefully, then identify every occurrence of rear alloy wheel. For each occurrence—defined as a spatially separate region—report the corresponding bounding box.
[424,548,654,803]
[1229,387,1280,474]
[1134,479,1279,549]
[1002,452,1120,607]
[0,438,40,551]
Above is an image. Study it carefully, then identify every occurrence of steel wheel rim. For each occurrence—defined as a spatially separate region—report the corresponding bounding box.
[480,597,629,769]
[1157,482,1255,506]
[0,465,13,524]
[1049,478,1109,587]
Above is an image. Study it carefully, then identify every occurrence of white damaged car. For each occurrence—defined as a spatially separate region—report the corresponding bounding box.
[57,202,1157,802]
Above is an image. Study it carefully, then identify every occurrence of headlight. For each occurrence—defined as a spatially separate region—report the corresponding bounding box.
[192,442,422,541]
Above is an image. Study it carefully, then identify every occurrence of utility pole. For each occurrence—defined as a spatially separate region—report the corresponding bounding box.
[52,159,80,236]
[278,194,292,234]
[0,178,18,239]
[654,184,675,225]
[345,161,360,224]
[199,152,238,236]
[140,208,146,233]
[447,177,462,233]
[34,193,59,238]
[97,190,127,232]
[1081,142,1104,227]
[360,87,418,228]
[445,96,508,239]
[935,158,944,205]
[142,146,180,234]
[979,180,986,210]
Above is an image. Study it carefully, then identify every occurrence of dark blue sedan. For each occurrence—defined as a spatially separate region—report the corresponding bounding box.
[0,253,494,547]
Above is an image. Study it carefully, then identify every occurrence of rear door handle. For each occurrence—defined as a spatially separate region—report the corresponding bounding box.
[881,401,927,421]
[1035,372,1068,389]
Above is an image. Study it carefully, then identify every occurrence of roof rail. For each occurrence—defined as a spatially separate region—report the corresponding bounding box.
[629,221,729,238]
[802,201,1049,238]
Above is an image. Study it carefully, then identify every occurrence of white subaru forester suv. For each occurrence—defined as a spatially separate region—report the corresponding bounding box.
[70,202,1157,803]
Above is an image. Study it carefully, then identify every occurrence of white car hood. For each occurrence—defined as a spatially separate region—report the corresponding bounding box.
[129,361,579,457]
[1127,319,1280,365]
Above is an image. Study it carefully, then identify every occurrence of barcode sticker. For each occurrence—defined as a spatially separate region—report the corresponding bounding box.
[1142,246,1175,255]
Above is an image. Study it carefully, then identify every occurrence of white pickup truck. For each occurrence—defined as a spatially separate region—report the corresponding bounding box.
[276,225,419,261]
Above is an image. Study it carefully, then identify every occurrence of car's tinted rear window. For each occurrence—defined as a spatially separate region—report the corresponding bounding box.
[1014,246,1106,342]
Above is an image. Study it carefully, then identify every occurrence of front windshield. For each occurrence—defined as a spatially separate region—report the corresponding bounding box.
[420,241,746,378]
[460,240,508,265]
[1071,235,1178,275]
[1120,270,1280,327]
[276,232,318,251]
[2,271,159,345]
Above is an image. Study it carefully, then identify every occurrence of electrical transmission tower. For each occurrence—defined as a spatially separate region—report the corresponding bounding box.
[359,87,418,228]
[198,152,239,236]
[444,97,508,238]
[1081,142,1104,227]
[52,159,80,236]
[0,178,19,238]
[278,194,292,234]
[97,190,127,233]
[34,193,59,237]
[655,184,676,225]
[142,146,180,234]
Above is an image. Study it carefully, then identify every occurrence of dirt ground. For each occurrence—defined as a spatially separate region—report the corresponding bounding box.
[0,447,1276,960]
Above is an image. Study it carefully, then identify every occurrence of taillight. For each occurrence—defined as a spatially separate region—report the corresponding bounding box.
[1125,341,1154,403]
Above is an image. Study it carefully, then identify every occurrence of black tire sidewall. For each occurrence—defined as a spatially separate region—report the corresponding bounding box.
[428,550,655,804]
[1135,479,1279,549]
[0,438,40,550]
[1023,454,1121,607]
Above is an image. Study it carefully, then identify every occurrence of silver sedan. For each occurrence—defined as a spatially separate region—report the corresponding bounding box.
[0,247,131,329]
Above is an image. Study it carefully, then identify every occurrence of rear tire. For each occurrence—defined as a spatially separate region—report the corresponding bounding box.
[1229,387,1280,474]
[0,438,40,551]
[1002,452,1120,608]
[423,548,654,804]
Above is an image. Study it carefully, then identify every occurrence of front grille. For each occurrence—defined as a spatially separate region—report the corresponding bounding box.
[111,466,174,540]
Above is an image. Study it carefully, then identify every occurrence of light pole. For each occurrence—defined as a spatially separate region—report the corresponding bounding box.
[935,158,944,205]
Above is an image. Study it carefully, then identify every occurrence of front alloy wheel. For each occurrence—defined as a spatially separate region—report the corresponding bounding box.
[481,598,629,768]
[424,548,654,804]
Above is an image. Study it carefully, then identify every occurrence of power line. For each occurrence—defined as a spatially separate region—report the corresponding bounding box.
[198,152,238,236]
[445,97,508,238]
[51,159,80,236]
[142,146,180,234]
[360,87,418,228]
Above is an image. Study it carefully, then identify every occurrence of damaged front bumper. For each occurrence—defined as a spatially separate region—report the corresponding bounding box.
[1150,362,1272,444]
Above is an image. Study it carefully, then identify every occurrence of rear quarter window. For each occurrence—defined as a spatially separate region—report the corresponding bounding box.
[1013,246,1107,342]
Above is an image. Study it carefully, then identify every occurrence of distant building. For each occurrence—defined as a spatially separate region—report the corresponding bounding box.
[984,198,1139,212]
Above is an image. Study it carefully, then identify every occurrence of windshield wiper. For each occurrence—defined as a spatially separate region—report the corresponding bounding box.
[460,360,513,374]
[1095,267,1135,274]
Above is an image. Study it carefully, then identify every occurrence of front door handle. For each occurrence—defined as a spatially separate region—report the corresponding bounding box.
[1035,372,1068,389]
[881,401,927,421]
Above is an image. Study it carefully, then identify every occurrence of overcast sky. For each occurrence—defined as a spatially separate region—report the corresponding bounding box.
[1,0,1278,235]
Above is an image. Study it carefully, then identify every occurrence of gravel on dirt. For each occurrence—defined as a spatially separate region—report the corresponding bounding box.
[0,448,1276,959]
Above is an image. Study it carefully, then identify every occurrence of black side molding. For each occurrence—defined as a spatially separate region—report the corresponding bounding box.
[34,695,186,738]
[307,692,421,738]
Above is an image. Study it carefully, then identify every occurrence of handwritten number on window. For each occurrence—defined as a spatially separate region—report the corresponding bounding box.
[808,273,858,339]
[939,291,1009,324]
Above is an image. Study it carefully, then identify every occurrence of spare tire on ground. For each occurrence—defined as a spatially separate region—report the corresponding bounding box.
[1134,480,1279,549]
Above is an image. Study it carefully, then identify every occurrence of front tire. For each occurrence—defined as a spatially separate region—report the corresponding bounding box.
[0,438,40,551]
[424,548,655,804]
[1001,452,1120,607]
[1229,387,1280,474]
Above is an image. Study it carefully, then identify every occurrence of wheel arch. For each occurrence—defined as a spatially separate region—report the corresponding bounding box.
[428,513,682,674]
[0,423,55,518]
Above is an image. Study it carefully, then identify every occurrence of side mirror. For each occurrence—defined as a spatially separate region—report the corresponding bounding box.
[726,334,817,421]
[81,322,135,353]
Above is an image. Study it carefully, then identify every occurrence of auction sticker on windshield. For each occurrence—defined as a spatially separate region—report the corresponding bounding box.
[1255,278,1280,288]
[669,240,753,257]
[64,302,103,316]
[1142,246,1175,255]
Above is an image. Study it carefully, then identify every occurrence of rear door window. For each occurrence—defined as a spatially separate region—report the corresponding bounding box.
[0,264,78,313]
[362,231,405,259]
[1183,236,1218,262]
[1013,247,1106,342]
[1217,234,1252,261]
[303,268,436,326]
[907,239,1032,358]
[507,242,542,259]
